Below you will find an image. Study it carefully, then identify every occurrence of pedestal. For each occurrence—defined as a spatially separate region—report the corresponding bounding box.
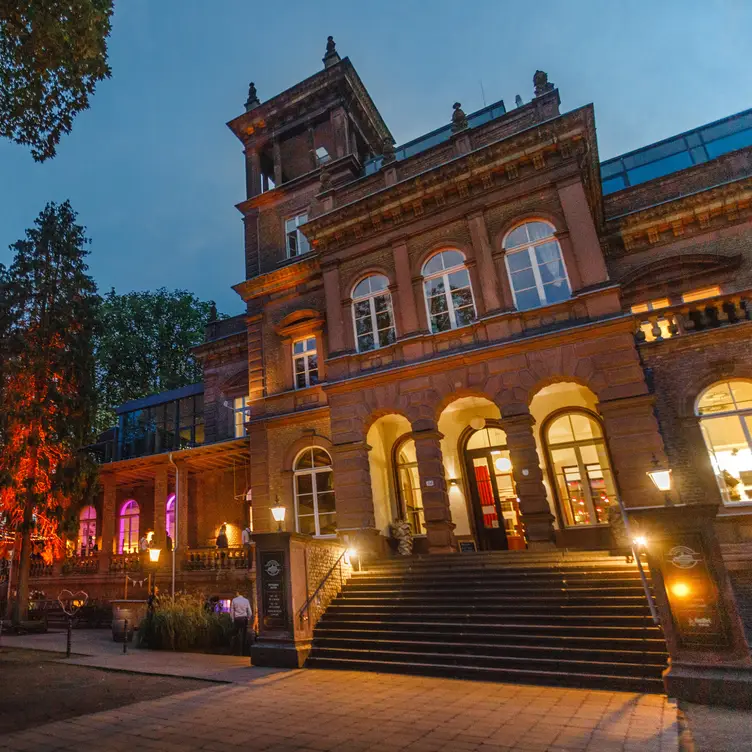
[629,504,752,707]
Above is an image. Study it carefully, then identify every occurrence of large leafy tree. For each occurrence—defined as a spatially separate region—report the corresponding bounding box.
[0,201,99,622]
[94,289,217,433]
[0,0,113,161]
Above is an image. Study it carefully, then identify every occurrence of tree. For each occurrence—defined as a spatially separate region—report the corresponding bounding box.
[0,201,99,622]
[0,0,113,161]
[94,289,217,433]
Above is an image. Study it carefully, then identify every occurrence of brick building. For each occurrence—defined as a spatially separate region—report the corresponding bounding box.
[14,38,752,614]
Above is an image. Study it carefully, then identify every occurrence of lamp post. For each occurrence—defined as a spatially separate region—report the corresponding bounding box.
[271,505,286,532]
[148,547,161,595]
[647,460,674,506]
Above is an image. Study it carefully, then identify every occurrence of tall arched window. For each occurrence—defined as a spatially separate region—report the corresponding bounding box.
[544,411,617,527]
[352,274,396,352]
[118,500,140,554]
[503,221,570,310]
[393,438,426,535]
[294,447,336,536]
[696,379,752,504]
[78,506,97,555]
[166,494,175,541]
[422,250,476,333]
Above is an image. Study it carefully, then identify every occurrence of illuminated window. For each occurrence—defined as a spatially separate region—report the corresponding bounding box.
[118,500,140,554]
[697,380,752,505]
[166,495,175,541]
[352,275,396,352]
[422,250,476,333]
[293,337,318,389]
[294,448,336,536]
[503,221,571,310]
[315,147,331,164]
[285,214,310,258]
[682,286,721,303]
[394,438,426,535]
[631,298,670,313]
[544,411,618,527]
[78,506,97,555]
[233,396,250,437]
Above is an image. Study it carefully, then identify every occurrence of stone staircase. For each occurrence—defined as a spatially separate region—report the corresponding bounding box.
[306,550,668,693]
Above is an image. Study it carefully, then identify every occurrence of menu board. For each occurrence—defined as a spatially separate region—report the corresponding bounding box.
[260,550,287,630]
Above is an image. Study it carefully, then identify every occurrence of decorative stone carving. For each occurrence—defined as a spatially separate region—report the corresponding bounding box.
[382,137,396,164]
[319,167,332,192]
[323,35,341,68]
[533,70,555,97]
[244,82,259,112]
[515,94,523,108]
[208,301,218,322]
[451,102,468,133]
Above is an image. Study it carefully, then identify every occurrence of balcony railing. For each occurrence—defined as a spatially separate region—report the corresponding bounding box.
[108,553,142,573]
[182,546,253,571]
[62,553,100,575]
[634,293,751,344]
[29,560,54,578]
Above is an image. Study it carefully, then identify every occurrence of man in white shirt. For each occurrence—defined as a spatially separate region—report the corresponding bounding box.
[230,590,252,655]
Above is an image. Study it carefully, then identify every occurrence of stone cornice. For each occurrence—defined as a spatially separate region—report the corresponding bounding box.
[192,330,247,362]
[233,256,321,302]
[608,177,752,253]
[302,106,599,254]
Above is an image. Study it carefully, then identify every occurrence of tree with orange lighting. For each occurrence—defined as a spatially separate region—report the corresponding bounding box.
[0,201,99,623]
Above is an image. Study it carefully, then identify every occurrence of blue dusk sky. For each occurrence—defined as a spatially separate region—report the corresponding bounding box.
[1,1,749,315]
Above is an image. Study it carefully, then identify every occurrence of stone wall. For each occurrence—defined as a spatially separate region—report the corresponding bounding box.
[301,537,351,632]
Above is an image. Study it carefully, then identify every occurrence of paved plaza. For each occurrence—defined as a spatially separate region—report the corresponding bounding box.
[1,664,677,752]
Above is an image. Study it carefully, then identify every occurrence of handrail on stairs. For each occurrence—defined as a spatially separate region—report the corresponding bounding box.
[298,549,347,629]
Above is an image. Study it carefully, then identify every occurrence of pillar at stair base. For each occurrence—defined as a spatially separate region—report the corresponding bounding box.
[424,521,456,553]
[664,663,752,708]
[522,512,557,550]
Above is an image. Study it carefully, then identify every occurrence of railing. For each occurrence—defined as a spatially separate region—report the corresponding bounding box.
[108,553,142,573]
[634,293,751,344]
[182,546,253,571]
[29,560,53,578]
[62,553,100,575]
[298,549,347,629]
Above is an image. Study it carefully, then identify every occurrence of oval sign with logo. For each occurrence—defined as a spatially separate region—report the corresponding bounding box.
[669,545,701,569]
[264,558,282,577]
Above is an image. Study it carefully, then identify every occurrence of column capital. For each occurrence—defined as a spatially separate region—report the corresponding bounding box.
[596,393,655,414]
[411,428,444,443]
[499,410,536,427]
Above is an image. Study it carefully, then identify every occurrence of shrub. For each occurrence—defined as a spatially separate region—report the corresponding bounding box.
[140,592,233,652]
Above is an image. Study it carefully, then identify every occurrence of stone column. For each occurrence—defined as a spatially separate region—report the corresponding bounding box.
[557,178,609,287]
[249,423,271,533]
[245,148,261,198]
[100,473,117,561]
[332,440,377,545]
[391,239,421,335]
[597,394,668,509]
[500,412,556,547]
[153,466,169,548]
[553,230,583,292]
[413,428,455,553]
[176,462,189,551]
[676,415,724,505]
[467,211,502,313]
[323,264,346,355]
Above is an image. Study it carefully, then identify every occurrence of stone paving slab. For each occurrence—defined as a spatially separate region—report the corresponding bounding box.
[679,701,752,751]
[0,668,678,752]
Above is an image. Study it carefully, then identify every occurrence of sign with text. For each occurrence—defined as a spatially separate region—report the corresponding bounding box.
[661,533,729,649]
[261,550,287,630]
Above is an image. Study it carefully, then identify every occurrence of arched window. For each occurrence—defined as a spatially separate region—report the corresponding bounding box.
[294,448,336,536]
[166,494,175,541]
[118,500,140,554]
[352,275,396,352]
[696,379,752,504]
[77,506,97,555]
[422,250,476,333]
[544,411,617,527]
[393,438,426,535]
[503,221,571,310]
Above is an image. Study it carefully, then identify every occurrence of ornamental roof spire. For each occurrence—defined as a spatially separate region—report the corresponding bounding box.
[323,35,341,68]
[244,81,259,112]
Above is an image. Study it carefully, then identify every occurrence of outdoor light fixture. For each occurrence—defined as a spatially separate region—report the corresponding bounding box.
[271,505,286,531]
[149,547,161,563]
[344,547,357,565]
[647,469,672,492]
[632,536,648,549]
[494,456,512,473]
[671,581,690,599]
[448,478,459,487]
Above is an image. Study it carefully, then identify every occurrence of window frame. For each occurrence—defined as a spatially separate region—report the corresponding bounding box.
[503,221,571,311]
[118,500,140,554]
[233,396,250,438]
[351,275,397,353]
[285,213,310,259]
[696,379,752,506]
[293,447,336,538]
[421,250,477,334]
[78,505,97,555]
[392,436,427,536]
[292,336,319,390]
[166,494,175,541]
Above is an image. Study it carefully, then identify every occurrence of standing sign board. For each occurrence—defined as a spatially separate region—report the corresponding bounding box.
[260,550,287,630]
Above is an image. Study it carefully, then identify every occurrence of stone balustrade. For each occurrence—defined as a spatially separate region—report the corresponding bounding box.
[634,292,751,344]
[108,553,142,573]
[182,545,253,571]
[29,560,54,578]
[61,553,100,575]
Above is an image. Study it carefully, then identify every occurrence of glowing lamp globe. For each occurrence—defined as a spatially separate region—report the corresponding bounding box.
[494,456,512,473]
[647,469,672,492]
[271,505,286,531]
[149,547,161,563]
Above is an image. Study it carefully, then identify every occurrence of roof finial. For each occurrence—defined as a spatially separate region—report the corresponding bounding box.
[323,35,341,68]
[382,137,396,164]
[515,94,523,108]
[245,82,259,112]
[451,102,468,133]
[533,70,554,98]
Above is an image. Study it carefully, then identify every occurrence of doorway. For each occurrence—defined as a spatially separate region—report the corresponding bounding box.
[463,425,525,551]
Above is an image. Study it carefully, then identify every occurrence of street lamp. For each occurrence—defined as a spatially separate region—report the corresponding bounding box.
[271,505,286,532]
[647,458,674,506]
[147,547,161,595]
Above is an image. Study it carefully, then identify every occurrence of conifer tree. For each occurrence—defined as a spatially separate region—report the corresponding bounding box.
[0,201,99,622]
